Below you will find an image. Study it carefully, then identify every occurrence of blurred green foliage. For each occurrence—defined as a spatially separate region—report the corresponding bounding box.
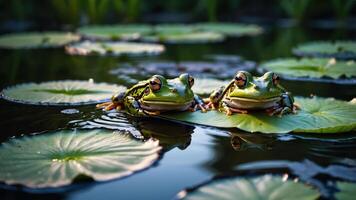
[0,0,354,28]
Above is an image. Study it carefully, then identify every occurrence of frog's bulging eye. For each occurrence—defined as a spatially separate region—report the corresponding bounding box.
[272,73,280,85]
[234,72,247,88]
[188,75,194,88]
[149,77,162,92]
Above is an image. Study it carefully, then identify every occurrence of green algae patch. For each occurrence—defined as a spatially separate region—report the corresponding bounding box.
[0,129,161,188]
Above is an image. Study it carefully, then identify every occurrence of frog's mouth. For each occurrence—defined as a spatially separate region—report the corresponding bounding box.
[139,99,193,111]
[224,96,281,109]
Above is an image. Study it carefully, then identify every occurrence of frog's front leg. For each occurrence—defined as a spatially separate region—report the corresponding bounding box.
[96,92,125,111]
[266,92,296,116]
[191,94,208,112]
[124,96,160,117]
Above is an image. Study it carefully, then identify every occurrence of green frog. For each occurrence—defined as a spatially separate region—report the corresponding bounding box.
[97,74,206,116]
[207,71,298,116]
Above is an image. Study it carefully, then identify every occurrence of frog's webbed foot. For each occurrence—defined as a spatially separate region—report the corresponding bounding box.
[193,94,208,113]
[266,93,297,116]
[96,102,122,111]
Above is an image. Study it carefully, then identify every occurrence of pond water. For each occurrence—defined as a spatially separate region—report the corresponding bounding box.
[0,26,355,199]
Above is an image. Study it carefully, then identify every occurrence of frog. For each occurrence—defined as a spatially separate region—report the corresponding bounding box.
[96,73,207,116]
[207,71,298,116]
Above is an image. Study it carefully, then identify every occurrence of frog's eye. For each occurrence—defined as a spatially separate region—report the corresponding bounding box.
[149,76,162,92]
[188,75,194,88]
[234,72,247,88]
[272,73,280,85]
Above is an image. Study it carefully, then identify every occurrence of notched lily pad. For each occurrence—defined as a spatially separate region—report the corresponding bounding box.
[161,97,356,134]
[66,41,165,56]
[1,80,125,106]
[293,41,356,59]
[261,58,356,83]
[177,174,319,200]
[0,129,161,188]
[195,22,263,36]
[78,24,152,40]
[0,32,80,49]
[336,182,356,200]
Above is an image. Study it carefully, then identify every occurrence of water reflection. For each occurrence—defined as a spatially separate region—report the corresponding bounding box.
[131,117,194,152]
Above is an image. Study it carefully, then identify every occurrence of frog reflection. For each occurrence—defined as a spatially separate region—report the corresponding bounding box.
[130,117,194,152]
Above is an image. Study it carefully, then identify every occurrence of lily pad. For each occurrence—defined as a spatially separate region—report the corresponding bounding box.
[65,41,165,56]
[142,32,224,44]
[178,174,319,200]
[0,129,161,188]
[161,97,356,134]
[1,80,125,106]
[77,24,152,40]
[192,78,230,95]
[336,182,356,200]
[261,58,356,81]
[153,24,196,34]
[0,32,80,49]
[195,22,263,36]
[293,41,356,59]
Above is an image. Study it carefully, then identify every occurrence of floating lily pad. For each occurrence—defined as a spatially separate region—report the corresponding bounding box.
[195,22,263,36]
[153,24,196,34]
[142,32,224,44]
[192,78,230,95]
[0,32,80,49]
[261,58,356,81]
[161,97,356,134]
[0,129,161,188]
[336,182,356,200]
[78,24,152,40]
[293,41,356,59]
[178,174,319,200]
[1,80,125,106]
[65,41,165,56]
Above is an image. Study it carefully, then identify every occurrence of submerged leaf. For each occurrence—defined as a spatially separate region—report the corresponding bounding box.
[1,80,126,106]
[336,182,356,200]
[261,58,356,80]
[178,174,319,200]
[192,78,230,95]
[78,24,152,40]
[0,129,161,188]
[161,97,356,134]
[195,22,263,36]
[0,32,80,49]
[66,41,165,56]
[293,41,356,59]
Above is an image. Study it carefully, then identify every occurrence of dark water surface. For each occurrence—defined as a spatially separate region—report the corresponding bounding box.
[0,27,355,199]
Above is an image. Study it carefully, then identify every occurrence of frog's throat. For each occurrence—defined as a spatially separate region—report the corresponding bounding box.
[227,96,281,103]
[139,99,194,111]
[224,96,281,110]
